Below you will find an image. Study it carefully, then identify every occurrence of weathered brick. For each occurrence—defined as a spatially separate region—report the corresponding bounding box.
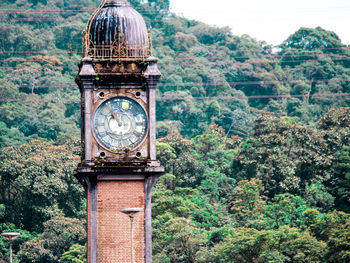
[96,180,145,263]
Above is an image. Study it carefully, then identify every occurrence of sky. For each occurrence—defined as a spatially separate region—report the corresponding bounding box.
[170,0,350,46]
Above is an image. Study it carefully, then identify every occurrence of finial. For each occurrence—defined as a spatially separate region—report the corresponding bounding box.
[104,0,131,7]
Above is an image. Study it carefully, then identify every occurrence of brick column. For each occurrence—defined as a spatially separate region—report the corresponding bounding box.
[76,166,163,263]
[97,181,145,263]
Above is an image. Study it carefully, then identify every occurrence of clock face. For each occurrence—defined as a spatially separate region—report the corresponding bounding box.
[93,97,147,152]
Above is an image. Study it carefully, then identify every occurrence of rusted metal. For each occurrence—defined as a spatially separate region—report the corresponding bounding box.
[83,0,151,60]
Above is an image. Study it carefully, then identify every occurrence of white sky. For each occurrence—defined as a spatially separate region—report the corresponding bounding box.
[170,0,350,46]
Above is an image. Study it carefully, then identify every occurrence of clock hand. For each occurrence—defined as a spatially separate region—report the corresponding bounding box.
[106,104,122,127]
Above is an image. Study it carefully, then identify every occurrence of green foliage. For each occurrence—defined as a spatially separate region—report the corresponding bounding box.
[16,238,53,263]
[281,27,345,52]
[0,140,84,231]
[317,108,350,211]
[18,216,86,263]
[264,194,309,229]
[129,0,170,24]
[301,210,350,241]
[329,145,350,212]
[157,131,201,187]
[152,187,198,219]
[201,226,327,263]
[153,217,205,263]
[0,222,34,263]
[58,244,86,263]
[229,178,265,226]
[152,107,350,261]
[0,204,4,218]
[232,112,331,198]
[304,182,334,211]
[318,108,350,152]
[189,23,231,45]
[326,219,350,262]
[0,121,28,148]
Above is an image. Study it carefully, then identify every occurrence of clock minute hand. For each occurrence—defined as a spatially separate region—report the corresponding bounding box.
[106,104,122,127]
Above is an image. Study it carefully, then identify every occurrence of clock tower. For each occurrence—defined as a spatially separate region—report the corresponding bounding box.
[75,1,163,262]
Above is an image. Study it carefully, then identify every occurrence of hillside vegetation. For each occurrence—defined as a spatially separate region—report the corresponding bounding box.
[0,0,350,262]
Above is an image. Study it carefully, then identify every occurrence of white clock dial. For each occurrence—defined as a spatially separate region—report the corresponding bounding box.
[93,97,147,152]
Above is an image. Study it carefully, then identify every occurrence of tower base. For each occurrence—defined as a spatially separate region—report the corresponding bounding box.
[76,164,163,263]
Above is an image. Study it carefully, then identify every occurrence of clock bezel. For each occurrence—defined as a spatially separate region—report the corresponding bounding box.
[91,94,149,154]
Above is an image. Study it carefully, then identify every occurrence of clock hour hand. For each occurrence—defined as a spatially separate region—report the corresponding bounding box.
[106,104,122,127]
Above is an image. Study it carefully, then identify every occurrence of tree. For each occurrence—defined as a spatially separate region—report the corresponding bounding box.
[301,209,350,242]
[303,182,334,212]
[168,32,198,51]
[153,217,205,263]
[278,28,350,122]
[264,194,309,229]
[157,131,201,187]
[192,124,241,159]
[152,188,198,220]
[18,217,86,263]
[0,121,28,148]
[54,22,85,51]
[202,226,327,263]
[229,178,265,227]
[328,146,350,212]
[0,23,50,60]
[281,27,345,53]
[189,23,231,45]
[0,140,84,231]
[129,0,170,25]
[0,221,34,263]
[317,108,350,212]
[326,219,350,263]
[318,107,350,150]
[232,112,331,199]
[58,244,86,263]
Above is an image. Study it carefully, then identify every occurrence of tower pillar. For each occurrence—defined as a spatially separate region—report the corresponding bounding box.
[75,1,163,262]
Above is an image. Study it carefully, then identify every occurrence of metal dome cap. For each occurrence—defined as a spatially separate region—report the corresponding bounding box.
[83,0,151,60]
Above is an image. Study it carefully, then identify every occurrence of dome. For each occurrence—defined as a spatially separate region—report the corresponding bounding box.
[83,0,150,59]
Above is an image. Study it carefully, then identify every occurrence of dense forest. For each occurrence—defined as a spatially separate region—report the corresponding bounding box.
[0,0,350,262]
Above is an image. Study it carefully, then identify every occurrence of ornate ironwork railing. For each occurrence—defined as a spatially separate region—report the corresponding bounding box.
[83,29,152,60]
[84,40,151,60]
